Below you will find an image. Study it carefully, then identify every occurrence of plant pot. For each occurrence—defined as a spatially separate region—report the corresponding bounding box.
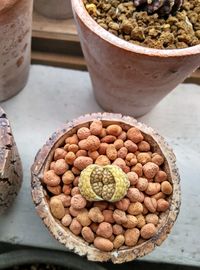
[31,112,181,263]
[0,107,23,215]
[34,0,73,20]
[71,0,200,117]
[0,0,33,101]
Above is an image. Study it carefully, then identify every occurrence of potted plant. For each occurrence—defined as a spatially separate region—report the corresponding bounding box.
[0,107,23,215]
[34,0,73,19]
[71,0,200,117]
[0,0,33,101]
[31,112,181,263]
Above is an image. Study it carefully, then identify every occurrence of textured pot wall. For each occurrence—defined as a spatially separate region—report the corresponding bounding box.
[0,0,33,101]
[72,4,200,117]
[34,0,73,19]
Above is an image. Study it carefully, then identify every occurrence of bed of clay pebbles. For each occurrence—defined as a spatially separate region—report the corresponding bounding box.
[43,120,173,252]
[83,0,200,49]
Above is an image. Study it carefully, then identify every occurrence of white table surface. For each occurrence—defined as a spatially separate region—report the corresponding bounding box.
[0,65,200,266]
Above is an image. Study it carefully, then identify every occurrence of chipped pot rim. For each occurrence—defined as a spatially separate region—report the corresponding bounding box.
[31,112,181,264]
[71,0,200,58]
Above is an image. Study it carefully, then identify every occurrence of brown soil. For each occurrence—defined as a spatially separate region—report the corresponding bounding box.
[84,0,200,49]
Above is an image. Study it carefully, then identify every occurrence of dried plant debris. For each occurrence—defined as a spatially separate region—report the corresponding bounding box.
[84,0,200,49]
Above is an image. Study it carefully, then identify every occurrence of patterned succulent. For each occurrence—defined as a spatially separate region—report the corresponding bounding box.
[78,164,130,202]
[133,0,183,16]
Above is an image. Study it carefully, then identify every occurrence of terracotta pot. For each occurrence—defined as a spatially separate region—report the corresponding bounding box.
[0,107,23,215]
[31,112,181,263]
[34,0,73,19]
[71,0,200,117]
[0,0,33,101]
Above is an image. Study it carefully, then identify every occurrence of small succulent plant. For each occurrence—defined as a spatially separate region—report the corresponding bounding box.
[78,164,130,202]
[133,0,183,16]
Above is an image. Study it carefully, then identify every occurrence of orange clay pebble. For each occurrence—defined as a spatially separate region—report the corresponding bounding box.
[155,170,168,182]
[112,158,126,171]
[136,177,148,191]
[77,127,91,140]
[71,194,87,210]
[74,156,93,170]
[138,141,151,152]
[95,155,111,165]
[137,153,151,165]
[152,192,166,200]
[114,139,124,150]
[161,181,173,195]
[98,143,108,155]
[102,210,115,223]
[69,218,82,235]
[125,228,140,246]
[90,222,98,233]
[88,207,104,223]
[127,127,144,143]
[94,237,114,251]
[124,140,138,153]
[69,206,85,217]
[101,135,116,143]
[53,159,68,175]
[61,214,72,227]
[65,152,76,165]
[157,199,169,212]
[63,184,72,195]
[127,188,143,203]
[145,214,159,225]
[88,150,99,160]
[113,209,127,224]
[54,148,67,161]
[127,171,138,185]
[117,130,126,141]
[96,222,113,238]
[80,135,100,151]
[56,194,71,207]
[143,162,159,178]
[76,149,87,157]
[71,187,80,196]
[136,214,146,229]
[99,128,107,138]
[49,197,65,219]
[123,215,138,229]
[127,202,143,215]
[113,235,125,249]
[113,224,124,235]
[115,198,130,211]
[77,210,92,226]
[73,176,79,187]
[132,163,143,177]
[90,120,103,136]
[71,167,81,175]
[141,223,157,239]
[43,170,61,186]
[151,153,164,166]
[47,185,61,195]
[81,227,95,243]
[62,170,75,184]
[65,134,78,145]
[106,144,118,160]
[144,197,157,213]
[106,124,122,137]
[117,147,128,159]
[145,183,161,195]
[68,144,79,153]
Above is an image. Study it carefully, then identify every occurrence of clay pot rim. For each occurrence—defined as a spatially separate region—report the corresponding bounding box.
[31,112,181,263]
[72,0,200,57]
[0,0,19,14]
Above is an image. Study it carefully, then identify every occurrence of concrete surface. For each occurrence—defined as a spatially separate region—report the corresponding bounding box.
[0,65,200,266]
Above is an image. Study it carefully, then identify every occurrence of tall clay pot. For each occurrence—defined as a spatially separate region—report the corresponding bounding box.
[34,0,73,20]
[0,0,33,101]
[72,0,200,117]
